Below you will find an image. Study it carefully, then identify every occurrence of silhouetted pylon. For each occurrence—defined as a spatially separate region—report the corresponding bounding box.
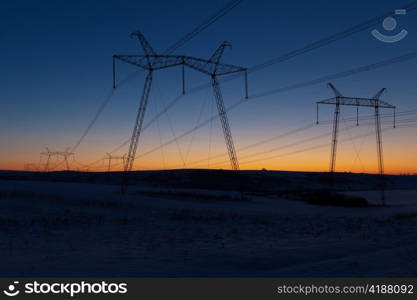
[105,153,126,172]
[40,147,74,172]
[316,83,396,205]
[113,31,248,192]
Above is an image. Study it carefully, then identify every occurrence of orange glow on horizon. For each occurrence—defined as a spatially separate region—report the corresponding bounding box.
[4,153,417,175]
[2,128,416,175]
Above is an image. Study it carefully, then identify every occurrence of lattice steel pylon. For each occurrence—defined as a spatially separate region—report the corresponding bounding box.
[40,148,52,172]
[113,31,248,191]
[105,153,126,172]
[316,83,396,205]
[40,147,74,172]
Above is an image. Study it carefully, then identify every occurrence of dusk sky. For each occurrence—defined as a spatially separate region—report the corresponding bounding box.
[1,0,417,173]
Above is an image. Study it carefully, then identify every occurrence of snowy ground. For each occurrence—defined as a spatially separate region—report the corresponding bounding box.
[0,178,416,277]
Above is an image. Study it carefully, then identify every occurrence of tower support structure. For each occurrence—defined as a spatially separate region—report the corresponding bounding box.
[106,153,126,172]
[113,31,248,192]
[40,148,74,172]
[316,83,396,205]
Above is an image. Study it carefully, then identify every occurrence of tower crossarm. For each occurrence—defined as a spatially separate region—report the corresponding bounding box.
[183,56,246,76]
[317,97,396,109]
[114,54,246,76]
[113,55,184,71]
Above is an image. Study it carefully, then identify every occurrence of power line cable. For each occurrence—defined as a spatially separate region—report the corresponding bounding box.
[237,126,398,167]
[75,1,417,167]
[129,51,417,163]
[65,0,243,158]
[247,1,417,73]
[163,0,243,54]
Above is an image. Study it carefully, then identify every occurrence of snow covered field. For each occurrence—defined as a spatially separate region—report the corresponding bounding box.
[0,176,416,277]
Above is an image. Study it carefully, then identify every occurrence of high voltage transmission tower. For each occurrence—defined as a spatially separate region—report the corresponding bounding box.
[316,83,396,204]
[105,153,126,172]
[40,147,74,172]
[113,31,248,191]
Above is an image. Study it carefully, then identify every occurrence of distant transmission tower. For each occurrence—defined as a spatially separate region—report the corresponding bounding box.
[105,153,126,172]
[113,31,248,191]
[316,83,396,204]
[40,148,52,172]
[40,147,74,171]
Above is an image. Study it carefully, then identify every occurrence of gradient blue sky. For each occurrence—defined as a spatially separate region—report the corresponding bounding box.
[1,0,417,172]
